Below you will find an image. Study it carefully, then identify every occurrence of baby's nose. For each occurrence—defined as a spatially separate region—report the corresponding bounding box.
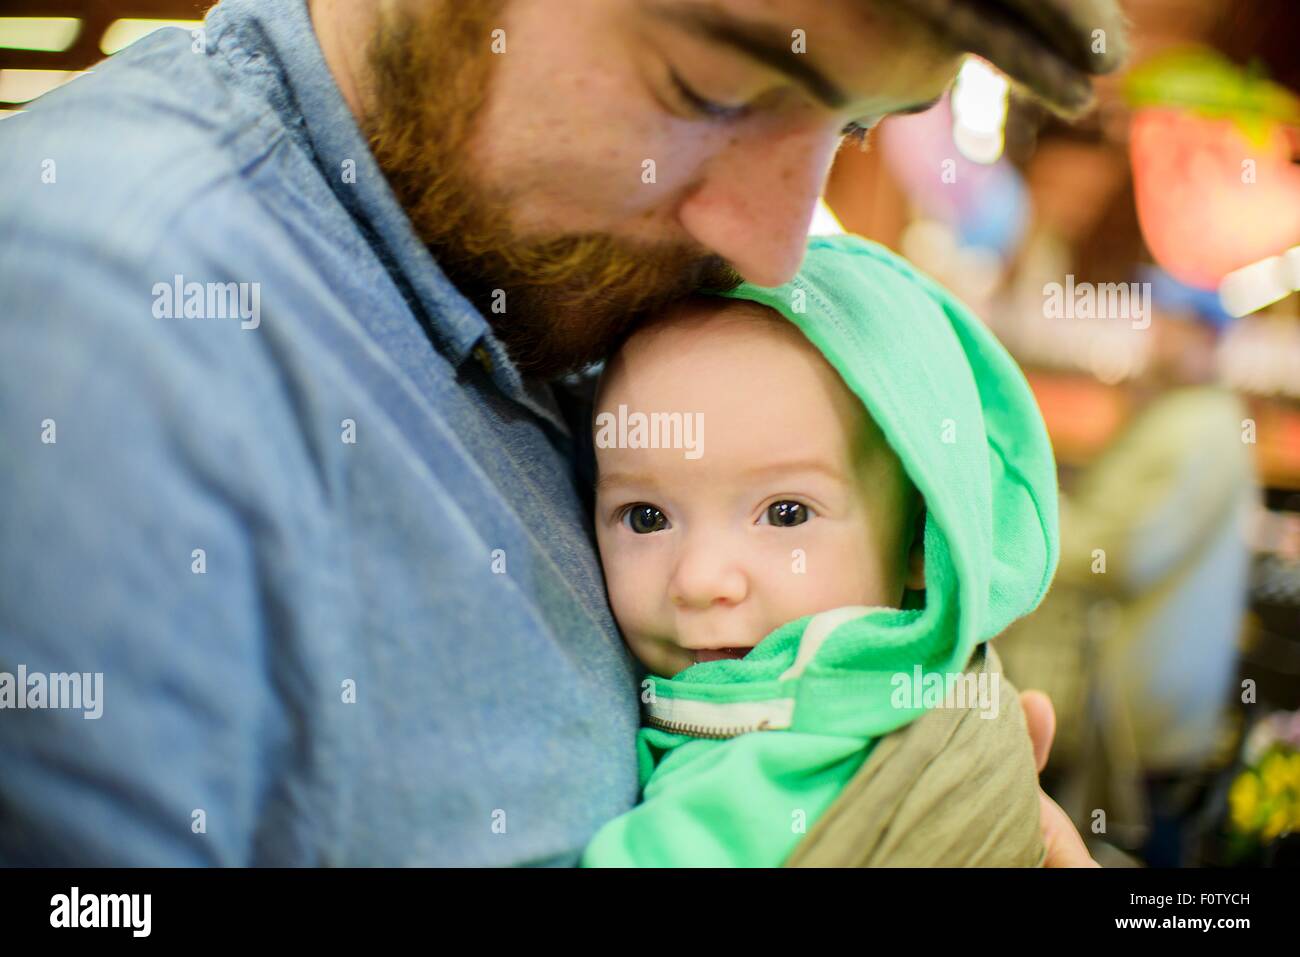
[669,540,749,610]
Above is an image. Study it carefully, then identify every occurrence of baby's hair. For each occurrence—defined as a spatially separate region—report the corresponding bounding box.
[596,295,787,407]
[607,293,783,356]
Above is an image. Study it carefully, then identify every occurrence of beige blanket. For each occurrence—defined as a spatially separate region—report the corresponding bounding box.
[785,645,1046,867]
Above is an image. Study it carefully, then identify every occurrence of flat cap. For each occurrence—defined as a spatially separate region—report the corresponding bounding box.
[889,0,1130,116]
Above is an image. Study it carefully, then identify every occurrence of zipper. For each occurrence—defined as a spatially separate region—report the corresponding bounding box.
[643,713,776,739]
[643,695,795,739]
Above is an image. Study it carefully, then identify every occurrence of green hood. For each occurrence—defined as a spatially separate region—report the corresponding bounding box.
[639,234,1060,741]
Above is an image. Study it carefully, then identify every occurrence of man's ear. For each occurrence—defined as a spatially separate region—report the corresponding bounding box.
[904,501,926,591]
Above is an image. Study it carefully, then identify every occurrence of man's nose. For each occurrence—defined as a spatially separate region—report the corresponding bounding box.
[678,120,841,288]
[668,533,749,611]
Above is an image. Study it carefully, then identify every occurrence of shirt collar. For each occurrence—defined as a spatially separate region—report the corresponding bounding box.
[204,0,571,437]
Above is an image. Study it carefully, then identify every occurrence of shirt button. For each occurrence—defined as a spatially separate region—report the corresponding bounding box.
[472,345,494,373]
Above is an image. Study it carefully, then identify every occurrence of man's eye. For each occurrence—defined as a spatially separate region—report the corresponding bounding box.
[668,67,749,120]
[623,504,670,534]
[761,501,811,527]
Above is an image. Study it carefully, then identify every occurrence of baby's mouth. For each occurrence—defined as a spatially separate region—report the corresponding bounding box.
[693,647,751,663]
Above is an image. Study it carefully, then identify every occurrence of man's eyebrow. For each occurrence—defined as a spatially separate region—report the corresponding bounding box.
[644,2,949,118]
[645,1,852,110]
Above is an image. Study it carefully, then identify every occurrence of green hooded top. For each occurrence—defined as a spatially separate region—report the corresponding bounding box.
[582,235,1059,866]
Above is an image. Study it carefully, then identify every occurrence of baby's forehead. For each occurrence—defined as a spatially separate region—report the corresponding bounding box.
[597,297,899,465]
[595,298,805,422]
[607,296,801,369]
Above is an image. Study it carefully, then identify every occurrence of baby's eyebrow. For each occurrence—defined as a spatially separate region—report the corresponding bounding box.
[594,471,656,493]
[744,459,847,482]
[594,460,847,492]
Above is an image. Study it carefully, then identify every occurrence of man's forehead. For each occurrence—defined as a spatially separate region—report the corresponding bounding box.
[641,0,963,114]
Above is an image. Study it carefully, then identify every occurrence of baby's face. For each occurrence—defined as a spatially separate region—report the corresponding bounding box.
[594,299,922,678]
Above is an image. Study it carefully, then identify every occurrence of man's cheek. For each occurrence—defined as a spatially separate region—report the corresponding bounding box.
[580,97,717,212]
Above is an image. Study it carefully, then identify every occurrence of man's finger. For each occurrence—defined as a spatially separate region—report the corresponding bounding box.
[1019,688,1056,773]
[1041,789,1101,867]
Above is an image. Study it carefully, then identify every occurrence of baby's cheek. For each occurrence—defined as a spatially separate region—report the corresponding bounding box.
[607,574,646,637]
[607,570,681,674]
[764,529,895,619]
[601,545,664,639]
[773,571,865,624]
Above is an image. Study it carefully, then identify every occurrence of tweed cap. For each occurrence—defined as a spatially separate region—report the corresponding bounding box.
[888,0,1130,116]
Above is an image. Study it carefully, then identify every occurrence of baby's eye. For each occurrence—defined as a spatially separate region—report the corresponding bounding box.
[623,503,670,534]
[761,501,811,527]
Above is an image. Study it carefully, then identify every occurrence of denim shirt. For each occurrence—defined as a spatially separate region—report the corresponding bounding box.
[0,0,640,865]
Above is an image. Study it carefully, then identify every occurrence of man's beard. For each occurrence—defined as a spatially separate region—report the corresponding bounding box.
[361,1,742,380]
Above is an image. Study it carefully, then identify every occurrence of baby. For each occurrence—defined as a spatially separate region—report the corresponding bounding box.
[582,234,1060,867]
[592,294,926,681]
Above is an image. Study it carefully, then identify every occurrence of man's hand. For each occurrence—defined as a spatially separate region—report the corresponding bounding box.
[1020,689,1101,867]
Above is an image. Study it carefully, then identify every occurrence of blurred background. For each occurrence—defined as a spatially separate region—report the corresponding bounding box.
[4,1,1298,867]
[817,0,1300,868]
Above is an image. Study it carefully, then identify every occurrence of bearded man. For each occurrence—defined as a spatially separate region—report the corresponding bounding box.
[0,0,1122,865]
